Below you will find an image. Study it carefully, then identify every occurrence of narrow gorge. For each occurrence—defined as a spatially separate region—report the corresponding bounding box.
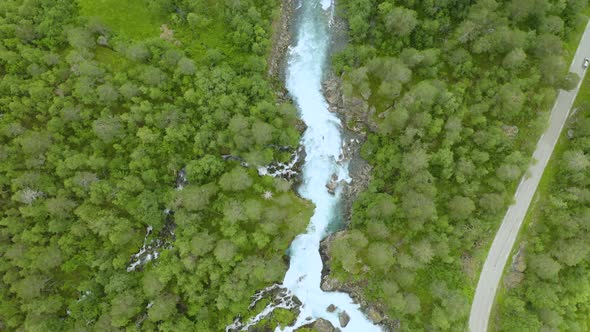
[237,0,380,331]
[280,0,379,330]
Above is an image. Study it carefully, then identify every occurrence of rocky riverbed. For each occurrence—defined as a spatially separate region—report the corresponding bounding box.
[322,73,373,225]
[243,0,394,330]
[314,3,399,331]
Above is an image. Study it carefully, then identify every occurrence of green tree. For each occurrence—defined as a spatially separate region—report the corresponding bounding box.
[92,117,123,143]
[177,57,196,75]
[562,150,589,172]
[448,196,475,221]
[365,242,394,271]
[148,294,178,322]
[97,83,119,104]
[530,254,561,280]
[219,167,253,192]
[110,292,142,327]
[186,155,225,185]
[382,7,418,37]
[213,239,237,264]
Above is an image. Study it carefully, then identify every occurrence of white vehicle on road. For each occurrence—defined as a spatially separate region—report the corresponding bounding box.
[584,57,589,68]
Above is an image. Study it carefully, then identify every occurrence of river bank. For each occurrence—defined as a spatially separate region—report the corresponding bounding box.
[268,0,296,90]
[268,0,369,213]
[277,0,383,329]
[317,4,396,331]
[320,0,373,228]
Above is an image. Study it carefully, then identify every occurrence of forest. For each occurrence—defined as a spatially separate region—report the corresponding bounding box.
[0,0,314,330]
[3,0,590,330]
[326,0,588,329]
[493,72,590,330]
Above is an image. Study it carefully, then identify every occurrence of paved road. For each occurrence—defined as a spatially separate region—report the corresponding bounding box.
[468,20,590,332]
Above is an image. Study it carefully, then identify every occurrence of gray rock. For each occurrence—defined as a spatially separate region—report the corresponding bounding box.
[502,125,519,138]
[323,79,340,105]
[327,304,337,312]
[314,318,338,332]
[366,306,384,324]
[326,182,337,194]
[326,173,339,195]
[97,35,108,46]
[339,311,350,328]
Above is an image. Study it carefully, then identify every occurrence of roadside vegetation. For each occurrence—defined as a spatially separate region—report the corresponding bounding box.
[492,58,590,331]
[0,0,312,330]
[326,0,588,329]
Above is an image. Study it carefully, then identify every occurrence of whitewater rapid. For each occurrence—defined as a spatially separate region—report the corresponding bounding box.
[279,0,381,330]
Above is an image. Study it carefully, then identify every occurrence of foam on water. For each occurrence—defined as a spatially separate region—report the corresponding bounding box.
[279,0,381,331]
[320,0,332,10]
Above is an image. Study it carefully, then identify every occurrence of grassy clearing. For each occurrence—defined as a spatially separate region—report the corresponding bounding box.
[78,0,278,69]
[173,14,237,61]
[78,0,165,40]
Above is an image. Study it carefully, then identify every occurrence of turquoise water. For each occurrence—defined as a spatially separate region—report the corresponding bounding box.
[279,0,381,330]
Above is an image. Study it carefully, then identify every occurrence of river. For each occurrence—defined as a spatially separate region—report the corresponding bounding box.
[279,0,381,330]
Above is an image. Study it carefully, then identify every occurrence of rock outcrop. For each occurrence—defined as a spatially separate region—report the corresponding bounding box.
[268,0,296,80]
[296,318,340,332]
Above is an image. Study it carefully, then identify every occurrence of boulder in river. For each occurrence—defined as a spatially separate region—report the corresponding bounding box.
[339,311,350,328]
[327,304,337,313]
[326,173,339,195]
